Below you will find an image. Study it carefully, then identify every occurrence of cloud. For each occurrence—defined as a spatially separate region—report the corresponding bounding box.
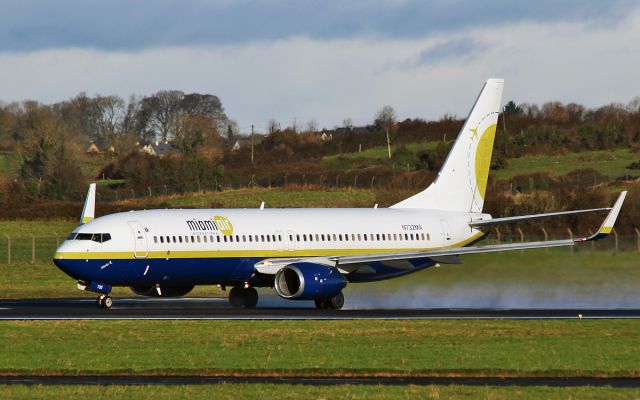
[0,0,636,51]
[1,7,640,133]
[417,38,487,65]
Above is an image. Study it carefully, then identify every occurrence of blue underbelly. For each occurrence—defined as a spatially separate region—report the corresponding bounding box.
[54,257,258,286]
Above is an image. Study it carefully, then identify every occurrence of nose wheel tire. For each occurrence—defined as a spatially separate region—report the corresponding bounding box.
[315,291,344,310]
[229,287,259,308]
[97,294,113,309]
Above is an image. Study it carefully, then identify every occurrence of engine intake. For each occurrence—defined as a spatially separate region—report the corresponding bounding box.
[274,263,346,300]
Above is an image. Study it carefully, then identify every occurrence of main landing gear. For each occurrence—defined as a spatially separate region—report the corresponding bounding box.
[314,291,344,310]
[228,287,259,308]
[96,294,113,309]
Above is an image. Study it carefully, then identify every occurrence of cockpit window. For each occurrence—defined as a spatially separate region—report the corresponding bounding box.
[67,233,78,240]
[74,233,112,243]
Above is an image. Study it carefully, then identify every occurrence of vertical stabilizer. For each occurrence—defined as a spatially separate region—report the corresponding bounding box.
[391,79,503,212]
[80,183,96,224]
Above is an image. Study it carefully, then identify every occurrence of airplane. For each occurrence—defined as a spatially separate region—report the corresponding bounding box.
[53,79,627,309]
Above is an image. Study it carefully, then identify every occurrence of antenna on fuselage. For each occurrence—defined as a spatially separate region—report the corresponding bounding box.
[260,201,265,210]
[80,183,96,225]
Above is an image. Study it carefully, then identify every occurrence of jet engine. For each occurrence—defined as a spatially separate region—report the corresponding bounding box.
[274,263,346,300]
[130,284,195,297]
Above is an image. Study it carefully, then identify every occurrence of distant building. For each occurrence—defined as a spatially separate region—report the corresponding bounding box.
[230,135,264,152]
[320,132,333,141]
[86,142,102,155]
[140,141,181,157]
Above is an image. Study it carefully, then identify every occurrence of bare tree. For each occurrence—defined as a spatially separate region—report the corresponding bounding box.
[267,119,280,134]
[375,105,396,159]
[306,119,318,133]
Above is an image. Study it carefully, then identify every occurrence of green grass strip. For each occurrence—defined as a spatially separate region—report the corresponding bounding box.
[0,320,638,377]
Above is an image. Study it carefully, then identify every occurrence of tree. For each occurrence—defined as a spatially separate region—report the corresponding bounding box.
[375,105,396,159]
[503,100,522,115]
[306,119,318,133]
[17,104,84,199]
[375,105,396,131]
[267,119,280,134]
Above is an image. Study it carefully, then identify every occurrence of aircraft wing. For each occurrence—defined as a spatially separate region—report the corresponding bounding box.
[335,191,626,267]
[255,191,625,274]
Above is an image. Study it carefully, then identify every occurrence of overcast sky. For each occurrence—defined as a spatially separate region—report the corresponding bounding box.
[1,0,639,132]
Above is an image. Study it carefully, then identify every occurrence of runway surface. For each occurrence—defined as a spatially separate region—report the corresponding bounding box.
[1,375,640,387]
[1,297,639,320]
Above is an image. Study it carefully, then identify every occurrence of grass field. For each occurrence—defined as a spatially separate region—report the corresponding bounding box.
[493,148,640,180]
[161,187,377,209]
[321,141,443,170]
[1,384,638,400]
[0,319,638,377]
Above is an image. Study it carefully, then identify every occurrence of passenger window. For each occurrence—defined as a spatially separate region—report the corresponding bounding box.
[249,235,253,242]
[405,234,409,240]
[154,236,158,243]
[410,234,414,240]
[278,235,282,241]
[363,234,367,241]
[272,234,276,242]
[344,234,349,242]
[376,234,380,241]
[229,236,234,243]
[160,236,164,243]
[165,236,170,243]
[262,235,266,242]
[242,235,246,242]
[303,234,307,242]
[217,236,221,243]
[223,236,227,242]
[338,234,342,241]
[267,235,271,243]
[427,233,430,240]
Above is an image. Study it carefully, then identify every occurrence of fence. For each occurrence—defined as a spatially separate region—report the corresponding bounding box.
[1,231,638,266]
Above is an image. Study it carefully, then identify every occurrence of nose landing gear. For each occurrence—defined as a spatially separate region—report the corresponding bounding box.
[97,294,113,309]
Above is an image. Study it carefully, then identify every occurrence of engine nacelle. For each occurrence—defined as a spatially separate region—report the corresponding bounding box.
[274,263,346,300]
[130,284,194,297]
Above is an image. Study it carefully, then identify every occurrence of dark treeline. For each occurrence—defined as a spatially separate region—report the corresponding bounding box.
[1,92,640,234]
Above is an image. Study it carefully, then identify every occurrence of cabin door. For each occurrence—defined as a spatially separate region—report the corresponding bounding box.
[285,230,297,251]
[439,220,452,248]
[128,221,148,258]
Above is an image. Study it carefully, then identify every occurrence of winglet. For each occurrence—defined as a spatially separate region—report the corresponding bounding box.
[576,191,626,242]
[80,183,96,225]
